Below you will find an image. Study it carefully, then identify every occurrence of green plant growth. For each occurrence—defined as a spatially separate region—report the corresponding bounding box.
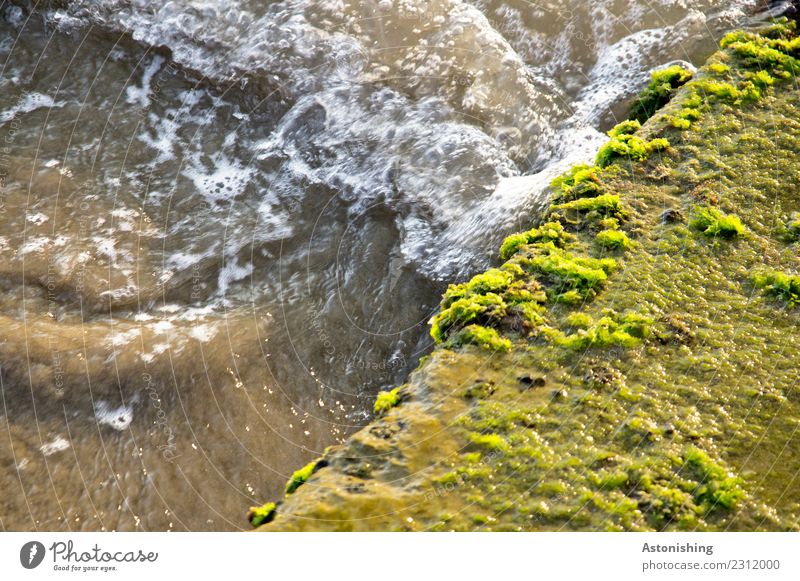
[469,432,510,453]
[550,193,627,221]
[374,387,402,415]
[595,121,670,168]
[449,325,512,351]
[667,107,702,130]
[780,212,800,242]
[546,311,652,350]
[595,229,632,250]
[247,502,277,527]
[630,65,694,123]
[549,164,602,202]
[499,221,571,260]
[683,447,745,511]
[517,244,617,303]
[752,269,800,306]
[430,292,507,343]
[689,206,745,238]
[286,460,322,495]
[431,263,549,344]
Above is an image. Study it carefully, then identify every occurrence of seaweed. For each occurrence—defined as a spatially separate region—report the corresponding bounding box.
[595,229,632,250]
[689,206,745,238]
[752,269,800,306]
[374,387,402,415]
[499,221,571,260]
[247,502,277,527]
[630,65,694,123]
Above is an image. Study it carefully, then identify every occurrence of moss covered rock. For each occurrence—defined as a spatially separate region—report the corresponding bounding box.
[258,20,800,532]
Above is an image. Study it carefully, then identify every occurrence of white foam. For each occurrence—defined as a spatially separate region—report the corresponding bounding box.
[36,0,765,290]
[125,55,165,107]
[0,92,63,123]
[26,212,49,225]
[40,436,70,456]
[94,401,134,431]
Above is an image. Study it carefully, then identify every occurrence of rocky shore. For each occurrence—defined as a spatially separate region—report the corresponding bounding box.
[255,19,800,531]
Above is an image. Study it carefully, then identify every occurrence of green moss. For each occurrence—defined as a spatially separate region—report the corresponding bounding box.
[448,324,512,352]
[784,212,800,242]
[608,119,641,138]
[499,221,571,260]
[595,124,670,168]
[752,269,800,307]
[547,311,652,350]
[708,62,730,75]
[690,78,744,102]
[667,107,702,130]
[591,470,630,490]
[374,387,402,415]
[247,502,277,527]
[564,312,592,329]
[469,432,510,453]
[595,229,632,250]
[747,70,776,89]
[724,34,798,72]
[630,64,694,123]
[689,206,745,238]
[549,164,602,203]
[430,293,506,343]
[683,447,745,511]
[549,193,626,221]
[440,268,514,308]
[518,243,616,302]
[503,280,547,306]
[286,460,322,495]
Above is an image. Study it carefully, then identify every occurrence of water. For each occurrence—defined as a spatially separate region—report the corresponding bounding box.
[0,0,774,531]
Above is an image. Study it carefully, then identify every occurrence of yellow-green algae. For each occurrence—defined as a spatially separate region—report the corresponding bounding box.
[247,502,277,527]
[259,20,800,532]
[374,387,402,415]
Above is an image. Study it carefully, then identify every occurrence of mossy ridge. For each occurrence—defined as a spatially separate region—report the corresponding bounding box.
[689,205,745,238]
[643,18,799,138]
[374,387,403,415]
[595,120,670,169]
[544,310,652,350]
[629,64,694,124]
[752,269,800,306]
[285,457,328,495]
[260,21,800,532]
[247,502,277,527]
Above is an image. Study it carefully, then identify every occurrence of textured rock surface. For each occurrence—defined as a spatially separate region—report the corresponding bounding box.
[260,20,800,531]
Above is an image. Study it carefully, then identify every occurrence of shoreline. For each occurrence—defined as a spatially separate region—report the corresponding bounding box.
[256,18,800,531]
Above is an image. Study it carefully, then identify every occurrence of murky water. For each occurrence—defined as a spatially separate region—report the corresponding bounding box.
[0,0,776,530]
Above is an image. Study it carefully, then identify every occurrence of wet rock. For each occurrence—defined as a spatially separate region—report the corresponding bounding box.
[462,380,496,399]
[659,208,684,224]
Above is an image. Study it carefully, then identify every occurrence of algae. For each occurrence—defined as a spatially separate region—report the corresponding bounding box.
[374,387,402,415]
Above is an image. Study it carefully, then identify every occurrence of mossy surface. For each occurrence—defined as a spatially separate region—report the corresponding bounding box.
[260,21,800,532]
[247,502,277,527]
[374,387,402,415]
[595,229,632,250]
[689,206,745,238]
[285,459,323,495]
[752,269,800,306]
[630,64,694,123]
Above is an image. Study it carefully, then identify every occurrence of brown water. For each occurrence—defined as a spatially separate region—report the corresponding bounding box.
[0,0,778,530]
